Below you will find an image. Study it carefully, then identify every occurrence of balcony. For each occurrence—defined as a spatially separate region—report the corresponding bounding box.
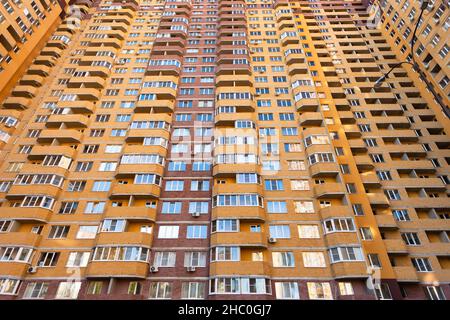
[95,232,152,247]
[319,205,353,219]
[375,214,398,229]
[68,76,106,89]
[331,261,369,279]
[2,97,30,110]
[366,193,390,207]
[45,114,89,128]
[309,162,340,177]
[360,171,380,186]
[37,129,83,144]
[0,232,41,247]
[384,239,408,254]
[110,183,161,199]
[324,232,360,247]
[27,65,51,77]
[210,261,270,276]
[20,75,44,87]
[298,112,323,126]
[58,101,94,113]
[295,98,319,112]
[354,155,374,170]
[135,99,175,113]
[212,183,262,195]
[213,163,260,177]
[104,206,157,222]
[126,129,170,143]
[215,112,255,126]
[393,266,419,282]
[210,232,266,247]
[0,262,28,278]
[0,207,52,222]
[86,261,148,279]
[115,164,165,178]
[11,85,38,98]
[314,183,346,198]
[34,55,57,67]
[212,206,265,221]
[7,184,61,199]
[342,125,361,138]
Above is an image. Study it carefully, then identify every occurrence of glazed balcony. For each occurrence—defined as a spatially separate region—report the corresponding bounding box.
[45,114,89,128]
[95,232,153,247]
[324,232,360,247]
[212,206,265,221]
[216,64,251,75]
[0,206,52,223]
[37,129,83,144]
[19,164,68,177]
[86,261,148,279]
[109,183,161,199]
[210,232,267,247]
[216,74,252,87]
[104,206,157,222]
[89,38,122,49]
[140,87,177,100]
[215,98,254,112]
[210,261,270,276]
[126,129,170,143]
[314,183,346,198]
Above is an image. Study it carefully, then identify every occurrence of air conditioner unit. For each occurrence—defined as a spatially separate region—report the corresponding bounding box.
[27,266,37,274]
[186,266,196,272]
[150,265,159,273]
[268,237,277,244]
[192,212,200,217]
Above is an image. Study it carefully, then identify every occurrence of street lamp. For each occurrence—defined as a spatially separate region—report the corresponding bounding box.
[373,0,449,117]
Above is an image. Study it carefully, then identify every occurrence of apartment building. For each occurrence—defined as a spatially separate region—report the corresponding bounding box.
[0,0,70,102]
[0,0,448,300]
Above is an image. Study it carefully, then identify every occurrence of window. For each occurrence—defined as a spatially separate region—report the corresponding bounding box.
[412,258,432,272]
[48,226,70,239]
[66,252,90,267]
[267,201,287,213]
[158,226,179,239]
[360,227,373,240]
[393,209,410,221]
[274,282,299,299]
[76,226,98,239]
[385,189,401,200]
[425,286,446,300]
[368,254,381,268]
[211,247,239,261]
[307,282,332,300]
[55,282,82,299]
[0,279,21,295]
[23,282,49,299]
[154,252,176,267]
[38,252,60,267]
[272,252,295,267]
[374,284,392,300]
[402,233,421,246]
[191,180,210,191]
[210,277,269,295]
[338,282,354,296]
[84,202,105,214]
[188,202,209,214]
[329,247,364,263]
[293,201,314,214]
[186,225,208,239]
[181,282,206,299]
[302,252,326,267]
[298,225,320,238]
[161,202,182,214]
[92,181,111,192]
[184,252,207,267]
[101,219,125,232]
[212,219,238,233]
[269,225,291,239]
[290,180,310,191]
[323,218,355,233]
[149,282,172,299]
